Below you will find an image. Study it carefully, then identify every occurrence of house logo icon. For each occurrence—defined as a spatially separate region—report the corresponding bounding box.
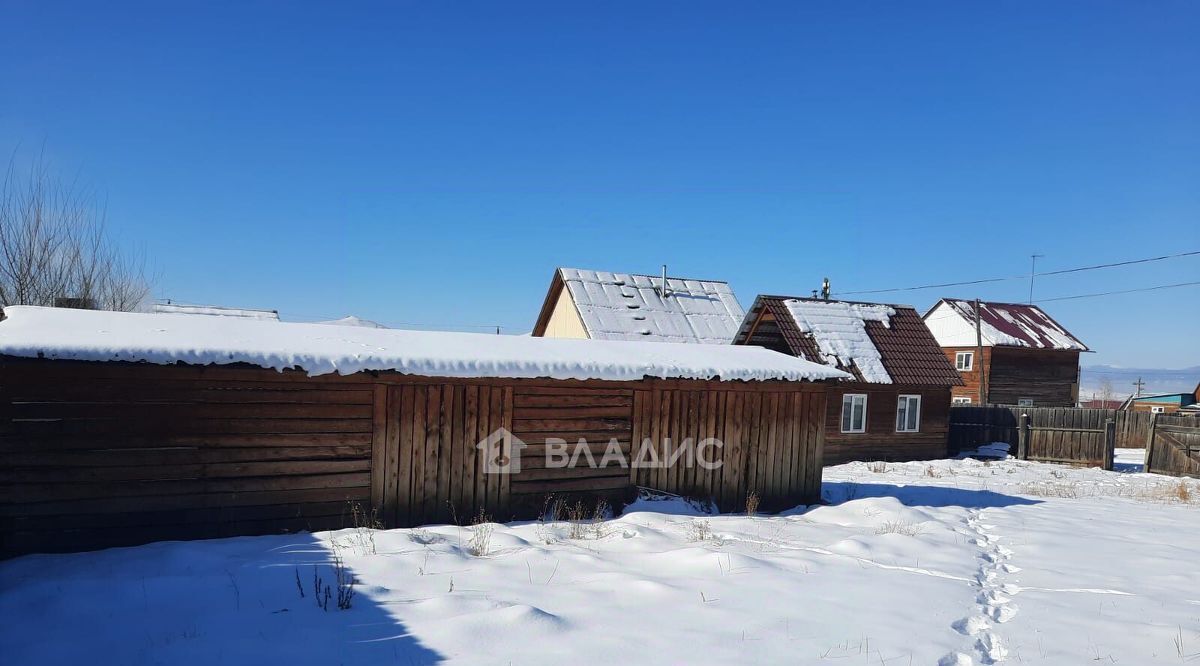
[477,428,527,474]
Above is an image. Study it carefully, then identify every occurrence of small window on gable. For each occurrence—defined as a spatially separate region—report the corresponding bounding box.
[841,393,867,434]
[1018,398,1034,407]
[955,351,974,371]
[896,395,921,432]
[1150,406,1165,414]
[952,396,972,405]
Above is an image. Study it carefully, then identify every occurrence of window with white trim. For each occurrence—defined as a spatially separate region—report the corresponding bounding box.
[1150,406,1165,414]
[952,396,973,404]
[896,394,921,432]
[841,393,867,433]
[955,351,974,371]
[1018,398,1034,407]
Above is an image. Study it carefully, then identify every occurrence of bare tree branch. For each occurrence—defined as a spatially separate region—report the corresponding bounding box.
[0,154,151,311]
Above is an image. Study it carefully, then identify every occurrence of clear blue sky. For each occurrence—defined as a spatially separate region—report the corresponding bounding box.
[3,1,1197,367]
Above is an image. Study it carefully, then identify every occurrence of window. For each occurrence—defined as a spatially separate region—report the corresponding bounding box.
[1150,406,1165,414]
[896,395,921,432]
[952,396,972,405]
[1017,398,1034,407]
[841,394,867,433]
[955,351,974,372]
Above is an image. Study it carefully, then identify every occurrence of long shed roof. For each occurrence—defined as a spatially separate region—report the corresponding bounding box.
[0,306,849,383]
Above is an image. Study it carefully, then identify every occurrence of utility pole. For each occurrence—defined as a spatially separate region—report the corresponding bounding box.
[1133,377,1145,398]
[974,298,985,405]
[1028,254,1044,304]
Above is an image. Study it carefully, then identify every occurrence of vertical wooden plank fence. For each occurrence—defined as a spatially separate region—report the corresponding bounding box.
[950,406,1159,468]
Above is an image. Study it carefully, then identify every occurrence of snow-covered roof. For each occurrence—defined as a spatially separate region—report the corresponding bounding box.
[783,299,896,383]
[551,268,745,344]
[153,303,279,321]
[0,306,849,383]
[315,316,388,329]
[923,300,1089,351]
[734,296,963,387]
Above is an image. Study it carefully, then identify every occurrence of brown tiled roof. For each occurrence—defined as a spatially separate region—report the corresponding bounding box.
[736,295,963,387]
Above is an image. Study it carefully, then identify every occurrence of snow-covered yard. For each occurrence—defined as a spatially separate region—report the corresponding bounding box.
[3,456,1198,665]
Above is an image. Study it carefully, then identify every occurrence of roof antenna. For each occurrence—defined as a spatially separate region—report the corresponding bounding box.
[821,277,831,301]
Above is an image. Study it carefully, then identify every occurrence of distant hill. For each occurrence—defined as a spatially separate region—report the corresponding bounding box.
[1080,365,1199,401]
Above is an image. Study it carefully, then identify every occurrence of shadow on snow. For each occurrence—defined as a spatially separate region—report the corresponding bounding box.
[0,532,444,665]
[820,481,1042,509]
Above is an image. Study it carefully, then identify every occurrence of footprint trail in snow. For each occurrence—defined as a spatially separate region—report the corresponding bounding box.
[945,508,1020,665]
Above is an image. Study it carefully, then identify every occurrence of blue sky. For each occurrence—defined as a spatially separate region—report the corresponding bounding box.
[2,1,1197,367]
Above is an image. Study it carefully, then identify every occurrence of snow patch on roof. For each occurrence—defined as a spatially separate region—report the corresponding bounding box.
[152,303,279,320]
[315,316,388,329]
[783,300,895,383]
[0,306,849,383]
[947,300,1087,350]
[561,268,744,344]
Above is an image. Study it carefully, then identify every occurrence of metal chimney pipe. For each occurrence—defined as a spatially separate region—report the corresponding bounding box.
[660,264,669,297]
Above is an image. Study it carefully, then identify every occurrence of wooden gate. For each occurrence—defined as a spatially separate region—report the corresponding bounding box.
[1144,415,1200,478]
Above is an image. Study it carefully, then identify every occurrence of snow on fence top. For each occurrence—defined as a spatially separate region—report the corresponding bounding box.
[0,306,850,383]
[560,268,745,344]
[783,299,896,384]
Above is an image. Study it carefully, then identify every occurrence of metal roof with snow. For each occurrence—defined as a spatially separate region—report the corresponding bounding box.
[923,299,1089,351]
[734,295,964,386]
[531,267,745,344]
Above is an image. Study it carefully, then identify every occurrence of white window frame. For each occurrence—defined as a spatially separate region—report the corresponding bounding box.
[841,393,868,434]
[1017,398,1034,407]
[896,394,921,433]
[955,351,974,372]
[952,396,973,405]
[1150,405,1165,414]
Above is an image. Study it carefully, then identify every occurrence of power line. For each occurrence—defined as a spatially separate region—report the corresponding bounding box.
[834,249,1200,297]
[1034,280,1200,303]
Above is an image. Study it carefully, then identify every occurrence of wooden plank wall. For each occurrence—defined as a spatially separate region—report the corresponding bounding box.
[509,385,634,504]
[1145,415,1200,478]
[630,387,825,512]
[823,385,951,465]
[375,384,512,527]
[1,361,373,556]
[2,358,833,555]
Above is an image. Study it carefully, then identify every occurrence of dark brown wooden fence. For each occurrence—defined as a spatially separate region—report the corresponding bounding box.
[1144,415,1200,478]
[2,358,830,556]
[950,406,1155,468]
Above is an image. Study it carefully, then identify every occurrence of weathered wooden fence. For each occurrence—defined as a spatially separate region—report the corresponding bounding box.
[1144,415,1200,478]
[950,406,1155,468]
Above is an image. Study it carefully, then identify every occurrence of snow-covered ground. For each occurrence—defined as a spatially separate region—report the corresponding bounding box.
[3,457,1198,665]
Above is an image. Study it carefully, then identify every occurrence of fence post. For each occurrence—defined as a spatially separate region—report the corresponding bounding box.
[1103,418,1116,471]
[1018,413,1031,460]
[1143,413,1158,474]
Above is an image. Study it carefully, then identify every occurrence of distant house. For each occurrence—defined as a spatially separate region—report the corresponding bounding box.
[733,296,963,464]
[153,302,279,321]
[531,267,745,343]
[1123,383,1200,414]
[923,299,1089,407]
